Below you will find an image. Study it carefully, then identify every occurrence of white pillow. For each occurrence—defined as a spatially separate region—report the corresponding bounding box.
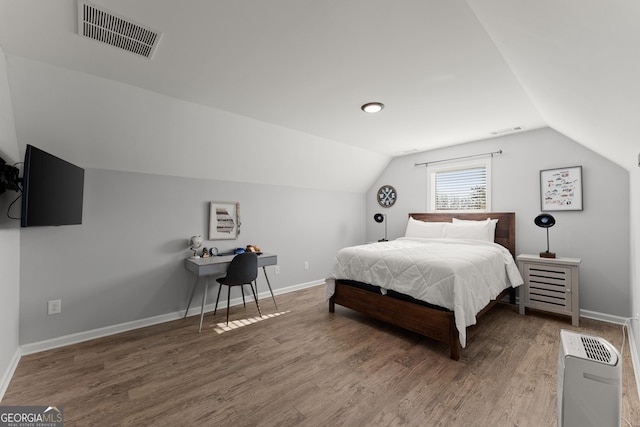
[452,218,498,242]
[443,221,493,241]
[404,217,446,238]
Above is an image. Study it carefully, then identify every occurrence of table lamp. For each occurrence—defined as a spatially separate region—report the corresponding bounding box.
[534,213,556,258]
[373,213,387,242]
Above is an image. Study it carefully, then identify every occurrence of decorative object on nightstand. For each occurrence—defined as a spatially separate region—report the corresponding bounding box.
[376,185,397,207]
[534,213,556,258]
[517,254,581,326]
[373,213,388,242]
[189,235,203,259]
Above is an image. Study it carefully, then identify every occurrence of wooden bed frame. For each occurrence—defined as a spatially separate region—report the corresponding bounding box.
[328,212,516,360]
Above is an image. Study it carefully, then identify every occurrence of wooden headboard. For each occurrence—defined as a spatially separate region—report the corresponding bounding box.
[408,212,516,258]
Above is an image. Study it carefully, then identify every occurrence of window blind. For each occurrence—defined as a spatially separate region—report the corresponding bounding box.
[434,167,487,211]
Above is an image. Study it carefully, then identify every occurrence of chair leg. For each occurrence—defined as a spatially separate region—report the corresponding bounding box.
[214,284,223,315]
[241,286,246,307]
[249,281,262,317]
[226,286,231,325]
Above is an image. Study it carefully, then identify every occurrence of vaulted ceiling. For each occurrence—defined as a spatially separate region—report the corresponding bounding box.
[0,1,637,192]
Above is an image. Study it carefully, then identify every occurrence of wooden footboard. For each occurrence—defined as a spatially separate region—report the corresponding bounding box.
[329,280,513,361]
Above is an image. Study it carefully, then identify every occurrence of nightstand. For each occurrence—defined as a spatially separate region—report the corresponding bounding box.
[517,254,581,326]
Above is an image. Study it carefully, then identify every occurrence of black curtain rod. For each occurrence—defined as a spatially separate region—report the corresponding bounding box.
[414,149,503,167]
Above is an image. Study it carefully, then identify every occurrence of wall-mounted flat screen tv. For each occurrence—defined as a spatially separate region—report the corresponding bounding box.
[21,144,85,227]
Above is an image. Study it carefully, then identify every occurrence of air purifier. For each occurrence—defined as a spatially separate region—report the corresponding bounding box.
[557,329,621,427]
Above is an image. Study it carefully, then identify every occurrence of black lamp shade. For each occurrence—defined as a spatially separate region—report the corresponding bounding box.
[534,213,555,228]
[374,213,385,223]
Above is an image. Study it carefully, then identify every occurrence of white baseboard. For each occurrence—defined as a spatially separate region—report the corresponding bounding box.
[0,348,21,402]
[20,280,324,356]
[579,308,629,325]
[626,320,640,401]
[581,309,640,400]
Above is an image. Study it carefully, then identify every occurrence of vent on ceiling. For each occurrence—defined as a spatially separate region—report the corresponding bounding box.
[490,126,524,136]
[77,0,161,59]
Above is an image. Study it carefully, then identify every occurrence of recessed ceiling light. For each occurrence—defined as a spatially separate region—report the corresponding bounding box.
[361,102,384,113]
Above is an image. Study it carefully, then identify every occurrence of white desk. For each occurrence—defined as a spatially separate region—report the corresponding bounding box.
[184,253,278,331]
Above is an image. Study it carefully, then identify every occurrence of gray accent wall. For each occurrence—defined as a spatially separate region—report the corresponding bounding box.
[19,169,365,345]
[366,128,630,317]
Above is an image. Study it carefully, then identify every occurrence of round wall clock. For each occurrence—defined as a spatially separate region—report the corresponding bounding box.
[377,185,397,207]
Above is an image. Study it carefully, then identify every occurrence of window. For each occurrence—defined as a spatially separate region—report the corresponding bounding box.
[427,158,491,212]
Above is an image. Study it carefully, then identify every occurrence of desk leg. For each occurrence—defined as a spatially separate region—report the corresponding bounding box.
[199,278,209,333]
[184,277,199,319]
[262,266,278,310]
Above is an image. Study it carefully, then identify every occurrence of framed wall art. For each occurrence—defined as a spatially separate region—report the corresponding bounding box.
[209,201,241,240]
[540,166,583,211]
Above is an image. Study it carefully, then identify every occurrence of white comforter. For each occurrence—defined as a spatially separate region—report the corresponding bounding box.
[325,237,524,347]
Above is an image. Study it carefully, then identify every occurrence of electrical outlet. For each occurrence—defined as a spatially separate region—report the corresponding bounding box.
[48,299,62,315]
[275,265,280,275]
[304,261,309,270]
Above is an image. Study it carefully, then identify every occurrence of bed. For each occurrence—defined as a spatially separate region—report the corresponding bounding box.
[326,212,522,360]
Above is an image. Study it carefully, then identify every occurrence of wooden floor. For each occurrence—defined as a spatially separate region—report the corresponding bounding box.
[4,285,640,426]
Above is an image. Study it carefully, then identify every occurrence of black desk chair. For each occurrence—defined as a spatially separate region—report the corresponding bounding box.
[214,252,262,325]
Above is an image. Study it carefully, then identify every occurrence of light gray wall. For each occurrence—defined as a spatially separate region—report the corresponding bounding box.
[0,46,20,397]
[19,169,364,345]
[630,166,640,353]
[366,128,630,317]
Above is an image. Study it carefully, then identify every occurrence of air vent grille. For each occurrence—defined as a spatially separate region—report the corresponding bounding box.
[490,126,524,136]
[77,1,161,59]
[581,336,613,363]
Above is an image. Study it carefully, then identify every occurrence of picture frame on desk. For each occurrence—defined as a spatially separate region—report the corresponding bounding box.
[209,201,241,240]
[540,166,583,211]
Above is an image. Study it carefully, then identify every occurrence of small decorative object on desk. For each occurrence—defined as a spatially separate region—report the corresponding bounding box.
[189,235,203,259]
[245,244,261,253]
[201,247,210,258]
